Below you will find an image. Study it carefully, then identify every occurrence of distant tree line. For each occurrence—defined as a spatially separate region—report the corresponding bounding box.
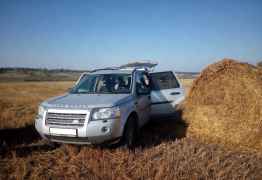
[0,67,88,74]
[0,66,200,75]
[257,61,262,67]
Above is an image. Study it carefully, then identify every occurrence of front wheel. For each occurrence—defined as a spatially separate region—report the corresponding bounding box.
[122,116,138,148]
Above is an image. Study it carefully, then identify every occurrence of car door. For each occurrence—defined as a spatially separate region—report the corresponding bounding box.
[135,71,151,126]
[149,71,185,117]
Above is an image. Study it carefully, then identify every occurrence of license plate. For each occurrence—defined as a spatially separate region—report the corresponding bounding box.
[49,128,77,136]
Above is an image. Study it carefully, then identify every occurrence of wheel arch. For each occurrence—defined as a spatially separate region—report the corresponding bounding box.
[121,111,139,135]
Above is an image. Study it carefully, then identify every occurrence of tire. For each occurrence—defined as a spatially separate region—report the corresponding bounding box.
[122,116,138,148]
[46,141,60,149]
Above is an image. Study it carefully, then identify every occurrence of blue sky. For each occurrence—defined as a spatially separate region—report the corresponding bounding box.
[0,0,261,71]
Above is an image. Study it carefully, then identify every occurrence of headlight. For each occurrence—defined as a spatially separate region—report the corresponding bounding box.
[91,107,120,121]
[38,106,46,119]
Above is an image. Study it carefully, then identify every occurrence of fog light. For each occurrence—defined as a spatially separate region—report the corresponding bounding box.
[101,126,109,133]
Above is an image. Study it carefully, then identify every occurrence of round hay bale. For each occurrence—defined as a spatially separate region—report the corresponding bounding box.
[182,59,262,151]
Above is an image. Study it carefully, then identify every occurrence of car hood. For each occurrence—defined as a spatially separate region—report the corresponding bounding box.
[42,93,132,109]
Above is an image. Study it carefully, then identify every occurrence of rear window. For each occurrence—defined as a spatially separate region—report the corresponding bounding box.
[150,71,180,90]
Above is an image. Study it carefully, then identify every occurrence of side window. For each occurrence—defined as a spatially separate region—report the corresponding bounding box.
[136,72,150,95]
[150,71,180,90]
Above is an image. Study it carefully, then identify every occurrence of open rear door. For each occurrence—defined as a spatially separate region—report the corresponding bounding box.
[150,71,185,117]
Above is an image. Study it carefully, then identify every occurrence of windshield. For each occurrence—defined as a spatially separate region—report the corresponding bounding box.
[70,74,132,94]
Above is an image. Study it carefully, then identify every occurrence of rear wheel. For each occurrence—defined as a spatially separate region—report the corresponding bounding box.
[122,116,138,148]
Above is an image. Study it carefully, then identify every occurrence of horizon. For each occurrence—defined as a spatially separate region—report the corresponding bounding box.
[0,57,260,72]
[0,65,200,73]
[0,0,262,72]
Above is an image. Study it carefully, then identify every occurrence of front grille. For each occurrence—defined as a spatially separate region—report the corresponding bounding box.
[46,112,87,127]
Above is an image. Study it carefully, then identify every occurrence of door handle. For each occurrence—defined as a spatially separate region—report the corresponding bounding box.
[170,92,180,95]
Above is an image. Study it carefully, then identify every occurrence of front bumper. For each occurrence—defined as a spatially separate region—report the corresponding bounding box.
[35,110,122,145]
[44,135,121,145]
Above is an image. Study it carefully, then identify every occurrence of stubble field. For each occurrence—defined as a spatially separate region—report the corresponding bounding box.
[0,80,262,180]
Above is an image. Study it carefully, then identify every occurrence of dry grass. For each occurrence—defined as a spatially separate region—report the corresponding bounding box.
[1,79,262,179]
[2,138,262,180]
[0,82,73,129]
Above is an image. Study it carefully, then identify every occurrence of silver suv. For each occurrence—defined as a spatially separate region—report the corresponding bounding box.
[35,67,185,147]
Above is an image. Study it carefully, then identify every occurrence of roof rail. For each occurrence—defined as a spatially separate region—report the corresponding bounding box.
[89,61,158,73]
[120,61,158,72]
[90,67,119,73]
